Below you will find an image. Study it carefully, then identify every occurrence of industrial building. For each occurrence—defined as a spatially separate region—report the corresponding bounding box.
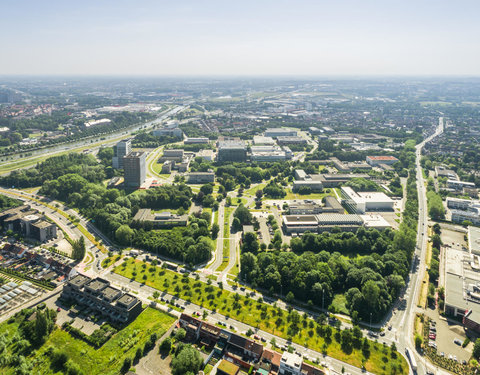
[0,205,57,242]
[186,170,215,184]
[62,275,142,323]
[217,140,247,162]
[265,128,297,138]
[184,137,209,144]
[366,155,399,166]
[123,151,146,188]
[341,186,394,214]
[112,138,132,169]
[132,209,188,228]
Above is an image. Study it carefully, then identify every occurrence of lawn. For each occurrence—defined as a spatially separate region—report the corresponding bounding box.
[282,189,332,201]
[331,294,349,315]
[114,258,408,374]
[35,308,173,375]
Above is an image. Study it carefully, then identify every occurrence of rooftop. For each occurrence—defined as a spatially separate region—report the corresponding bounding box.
[367,155,399,161]
[469,226,480,255]
[217,359,239,375]
[281,351,302,369]
[86,278,109,292]
[117,293,138,306]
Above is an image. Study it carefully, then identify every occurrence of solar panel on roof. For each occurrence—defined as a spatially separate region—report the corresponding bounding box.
[0,287,6,294]
[0,298,5,304]
[3,295,11,301]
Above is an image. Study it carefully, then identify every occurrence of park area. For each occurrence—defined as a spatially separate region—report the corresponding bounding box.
[114,257,408,374]
[0,307,175,375]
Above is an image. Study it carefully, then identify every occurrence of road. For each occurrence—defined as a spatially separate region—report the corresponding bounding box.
[383,117,444,375]
[0,105,185,175]
[105,270,374,375]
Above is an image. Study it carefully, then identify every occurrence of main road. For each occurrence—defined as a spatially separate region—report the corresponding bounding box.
[384,117,444,375]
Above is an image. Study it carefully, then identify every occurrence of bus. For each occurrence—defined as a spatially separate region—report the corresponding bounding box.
[405,348,417,373]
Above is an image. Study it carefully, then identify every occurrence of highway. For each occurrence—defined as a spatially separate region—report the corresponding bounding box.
[0,105,185,175]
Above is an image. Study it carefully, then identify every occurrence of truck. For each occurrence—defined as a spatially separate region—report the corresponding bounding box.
[405,348,417,373]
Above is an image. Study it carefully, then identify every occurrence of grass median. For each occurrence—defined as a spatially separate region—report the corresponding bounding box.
[114,257,408,374]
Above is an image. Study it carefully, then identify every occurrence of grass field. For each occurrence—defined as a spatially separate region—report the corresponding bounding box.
[113,258,408,374]
[282,189,332,201]
[0,307,175,375]
[331,294,349,315]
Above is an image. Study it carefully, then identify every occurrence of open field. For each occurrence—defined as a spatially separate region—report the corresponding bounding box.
[113,258,408,374]
[0,307,175,375]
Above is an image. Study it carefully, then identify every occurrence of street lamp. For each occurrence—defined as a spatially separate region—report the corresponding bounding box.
[322,288,325,312]
[370,312,372,328]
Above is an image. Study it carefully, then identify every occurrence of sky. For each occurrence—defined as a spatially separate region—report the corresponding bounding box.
[1,0,480,76]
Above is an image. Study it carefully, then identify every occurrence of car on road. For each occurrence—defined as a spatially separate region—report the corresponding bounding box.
[57,307,61,312]
[380,331,385,337]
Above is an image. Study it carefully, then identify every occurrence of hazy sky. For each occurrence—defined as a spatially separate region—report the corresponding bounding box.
[1,0,480,76]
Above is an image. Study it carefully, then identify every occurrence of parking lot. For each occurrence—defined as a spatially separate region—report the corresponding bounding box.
[426,308,472,363]
[44,293,103,335]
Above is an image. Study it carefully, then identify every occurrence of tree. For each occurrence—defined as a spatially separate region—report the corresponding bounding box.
[211,223,219,239]
[255,189,263,200]
[71,237,86,260]
[234,205,252,225]
[160,338,172,353]
[473,338,480,359]
[232,217,242,232]
[171,345,203,375]
[175,328,186,342]
[414,334,423,349]
[241,232,259,253]
[286,291,295,303]
[115,224,135,245]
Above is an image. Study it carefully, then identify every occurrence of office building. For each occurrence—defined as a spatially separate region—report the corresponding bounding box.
[112,138,132,169]
[197,149,215,161]
[447,180,476,191]
[308,126,322,135]
[253,135,276,145]
[277,136,307,145]
[184,137,209,144]
[447,197,475,211]
[62,275,142,323]
[152,122,183,138]
[366,155,399,166]
[435,166,458,180]
[132,209,188,228]
[123,152,146,188]
[288,197,343,215]
[265,128,297,137]
[250,145,289,161]
[217,140,247,162]
[186,170,215,184]
[0,205,57,242]
[159,149,184,162]
[341,186,394,214]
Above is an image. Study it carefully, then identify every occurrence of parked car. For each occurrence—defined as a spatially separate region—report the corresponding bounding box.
[253,334,260,340]
[453,338,462,345]
[429,333,436,340]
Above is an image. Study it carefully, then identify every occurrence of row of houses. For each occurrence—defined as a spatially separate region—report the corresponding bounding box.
[179,313,326,375]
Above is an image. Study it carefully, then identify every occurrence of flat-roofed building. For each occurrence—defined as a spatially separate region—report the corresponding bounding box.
[320,173,371,187]
[435,165,458,180]
[277,136,307,145]
[294,169,308,180]
[62,275,142,323]
[469,226,480,256]
[361,214,391,230]
[366,155,399,166]
[217,140,247,162]
[112,138,132,169]
[253,135,276,145]
[132,209,188,228]
[265,128,297,137]
[448,180,476,191]
[279,352,303,375]
[197,149,215,161]
[186,170,215,184]
[185,137,209,144]
[123,152,146,188]
[160,149,184,161]
[341,186,394,214]
[0,205,57,242]
[447,197,473,211]
[152,123,183,138]
[451,209,480,226]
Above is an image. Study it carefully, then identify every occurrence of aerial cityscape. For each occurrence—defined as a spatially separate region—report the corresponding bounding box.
[1,1,480,375]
